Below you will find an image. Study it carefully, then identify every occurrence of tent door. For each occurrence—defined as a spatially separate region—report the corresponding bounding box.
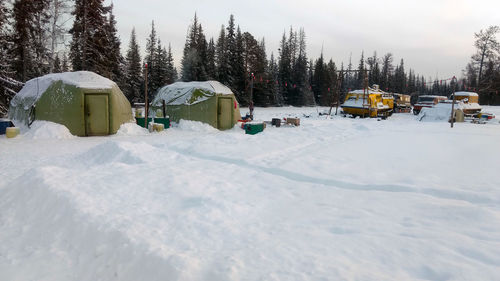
[217,97,233,130]
[84,94,109,136]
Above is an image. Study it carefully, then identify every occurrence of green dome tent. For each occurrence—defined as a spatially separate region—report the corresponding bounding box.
[151,81,241,130]
[9,71,133,136]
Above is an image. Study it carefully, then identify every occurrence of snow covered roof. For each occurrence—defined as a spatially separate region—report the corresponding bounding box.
[454,91,478,97]
[419,95,446,98]
[349,89,384,95]
[10,71,116,109]
[152,81,234,106]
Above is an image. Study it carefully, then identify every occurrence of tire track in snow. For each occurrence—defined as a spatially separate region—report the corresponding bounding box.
[166,145,497,206]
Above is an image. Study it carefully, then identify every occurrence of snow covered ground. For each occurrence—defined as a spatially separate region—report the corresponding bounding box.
[1,106,500,281]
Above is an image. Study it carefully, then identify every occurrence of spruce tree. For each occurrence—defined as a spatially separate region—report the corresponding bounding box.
[105,4,123,83]
[268,53,282,105]
[124,28,142,103]
[225,15,237,87]
[165,43,177,84]
[152,38,167,88]
[356,51,365,89]
[181,13,207,82]
[232,26,246,101]
[381,53,394,91]
[0,0,13,78]
[312,53,325,105]
[53,53,61,72]
[206,38,216,80]
[144,21,157,98]
[12,0,51,82]
[289,28,313,105]
[61,52,69,72]
[70,0,110,75]
[278,31,291,104]
[215,25,229,84]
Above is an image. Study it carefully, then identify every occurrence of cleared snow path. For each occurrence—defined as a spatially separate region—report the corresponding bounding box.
[1,107,500,281]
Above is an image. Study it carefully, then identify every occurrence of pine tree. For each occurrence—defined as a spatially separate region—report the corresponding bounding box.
[152,38,167,89]
[312,53,325,105]
[381,53,394,91]
[215,25,229,84]
[53,53,61,72]
[393,58,406,93]
[165,43,177,84]
[0,0,13,78]
[105,4,123,83]
[181,13,207,82]
[124,28,142,103]
[268,53,282,105]
[70,0,110,75]
[346,53,353,90]
[12,0,51,82]
[278,31,291,104]
[144,20,157,98]
[206,38,216,80]
[232,26,246,101]
[356,51,365,88]
[61,52,69,72]
[289,28,313,105]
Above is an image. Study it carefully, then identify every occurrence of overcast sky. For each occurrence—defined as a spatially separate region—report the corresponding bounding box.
[108,0,500,79]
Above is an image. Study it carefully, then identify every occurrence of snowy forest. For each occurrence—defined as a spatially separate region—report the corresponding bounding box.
[1,0,500,117]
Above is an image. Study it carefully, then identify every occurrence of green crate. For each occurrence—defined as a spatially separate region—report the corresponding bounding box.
[135,117,170,129]
[244,123,265,135]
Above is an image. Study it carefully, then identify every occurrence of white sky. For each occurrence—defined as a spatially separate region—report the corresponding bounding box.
[108,0,500,79]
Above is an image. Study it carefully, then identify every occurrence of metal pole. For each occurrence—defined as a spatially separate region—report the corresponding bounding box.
[250,73,254,104]
[335,74,342,115]
[363,70,368,117]
[450,76,456,128]
[144,63,148,128]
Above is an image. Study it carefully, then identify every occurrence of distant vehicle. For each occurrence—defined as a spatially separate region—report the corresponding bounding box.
[341,85,393,118]
[393,93,412,113]
[450,92,482,114]
[413,95,447,115]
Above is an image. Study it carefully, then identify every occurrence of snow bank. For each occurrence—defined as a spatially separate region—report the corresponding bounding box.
[0,167,178,281]
[75,141,155,166]
[152,81,233,106]
[23,121,75,139]
[176,119,220,132]
[116,122,149,136]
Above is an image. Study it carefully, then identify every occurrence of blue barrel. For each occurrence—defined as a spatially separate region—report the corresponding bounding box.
[0,120,14,135]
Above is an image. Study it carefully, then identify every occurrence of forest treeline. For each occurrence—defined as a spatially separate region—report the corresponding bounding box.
[1,0,499,112]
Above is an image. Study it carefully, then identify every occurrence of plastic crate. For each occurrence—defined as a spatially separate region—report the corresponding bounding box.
[136,117,170,129]
[244,123,266,135]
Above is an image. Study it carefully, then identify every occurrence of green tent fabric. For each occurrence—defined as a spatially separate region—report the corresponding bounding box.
[151,81,241,130]
[9,71,133,136]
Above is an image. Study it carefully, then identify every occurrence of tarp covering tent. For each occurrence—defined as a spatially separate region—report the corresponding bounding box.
[9,71,133,136]
[151,81,241,130]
